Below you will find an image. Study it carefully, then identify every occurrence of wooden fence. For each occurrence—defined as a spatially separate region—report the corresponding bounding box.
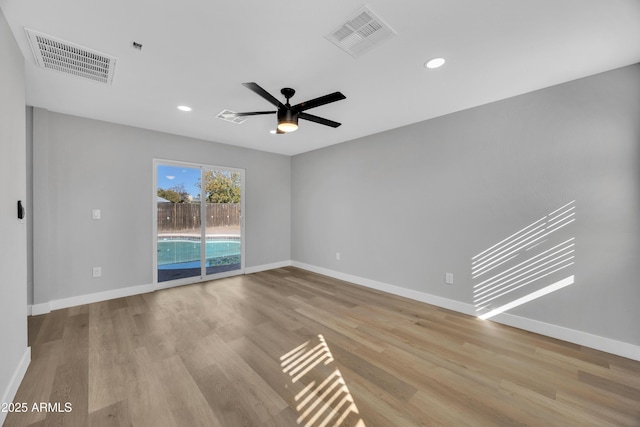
[157,203,240,231]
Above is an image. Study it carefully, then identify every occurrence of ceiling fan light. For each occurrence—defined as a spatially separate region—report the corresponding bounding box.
[277,109,299,133]
[277,122,298,132]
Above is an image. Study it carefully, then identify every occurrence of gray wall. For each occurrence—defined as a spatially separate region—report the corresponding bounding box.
[292,64,640,346]
[0,6,28,407]
[31,111,291,304]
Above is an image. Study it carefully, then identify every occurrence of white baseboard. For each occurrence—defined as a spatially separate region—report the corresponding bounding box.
[31,301,51,316]
[245,260,293,274]
[53,284,156,311]
[30,283,155,316]
[0,347,31,426]
[28,261,293,316]
[291,261,640,362]
[492,312,640,362]
[292,261,474,316]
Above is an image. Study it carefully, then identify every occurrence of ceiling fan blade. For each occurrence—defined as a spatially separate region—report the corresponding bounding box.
[299,112,342,128]
[225,111,275,117]
[242,82,285,109]
[293,92,346,112]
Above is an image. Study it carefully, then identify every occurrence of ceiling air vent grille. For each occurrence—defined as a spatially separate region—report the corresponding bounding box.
[217,110,248,124]
[24,28,117,85]
[325,6,396,58]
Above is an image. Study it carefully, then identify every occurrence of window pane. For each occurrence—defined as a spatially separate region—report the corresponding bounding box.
[157,165,202,282]
[203,169,241,275]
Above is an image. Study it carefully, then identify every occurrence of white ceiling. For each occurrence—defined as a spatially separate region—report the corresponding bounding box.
[2,0,639,156]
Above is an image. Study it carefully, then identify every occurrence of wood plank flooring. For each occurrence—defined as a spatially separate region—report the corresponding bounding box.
[4,267,640,426]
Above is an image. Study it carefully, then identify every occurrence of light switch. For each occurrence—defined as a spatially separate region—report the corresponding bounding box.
[92,209,101,220]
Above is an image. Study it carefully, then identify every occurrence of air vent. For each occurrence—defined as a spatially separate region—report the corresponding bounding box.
[216,110,248,124]
[24,28,117,85]
[325,6,396,58]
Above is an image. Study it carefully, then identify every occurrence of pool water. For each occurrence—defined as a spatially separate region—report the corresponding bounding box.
[158,239,241,267]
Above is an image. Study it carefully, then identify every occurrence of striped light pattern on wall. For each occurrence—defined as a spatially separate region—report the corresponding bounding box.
[472,201,576,320]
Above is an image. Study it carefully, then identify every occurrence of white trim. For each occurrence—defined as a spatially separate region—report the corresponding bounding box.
[30,284,155,315]
[152,159,159,284]
[50,283,155,311]
[0,347,31,426]
[27,261,291,314]
[31,302,51,315]
[245,260,293,274]
[490,311,640,362]
[292,261,475,316]
[291,262,640,362]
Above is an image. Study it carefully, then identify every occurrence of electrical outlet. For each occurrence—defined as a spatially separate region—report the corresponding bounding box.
[445,272,454,285]
[92,209,101,220]
[92,267,102,278]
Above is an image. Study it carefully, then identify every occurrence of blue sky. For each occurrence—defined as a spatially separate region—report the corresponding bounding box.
[157,165,201,197]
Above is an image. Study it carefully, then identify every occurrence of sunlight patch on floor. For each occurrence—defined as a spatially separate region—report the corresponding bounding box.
[281,335,365,427]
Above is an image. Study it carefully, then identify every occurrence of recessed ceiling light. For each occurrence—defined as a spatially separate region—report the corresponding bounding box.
[177,105,192,112]
[425,57,446,69]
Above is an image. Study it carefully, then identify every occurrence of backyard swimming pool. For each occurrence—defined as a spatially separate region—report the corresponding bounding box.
[157,238,241,269]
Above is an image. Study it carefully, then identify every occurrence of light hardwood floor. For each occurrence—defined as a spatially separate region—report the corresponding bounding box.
[4,267,640,426]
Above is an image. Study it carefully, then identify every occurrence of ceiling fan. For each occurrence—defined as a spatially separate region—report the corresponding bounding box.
[226,82,346,134]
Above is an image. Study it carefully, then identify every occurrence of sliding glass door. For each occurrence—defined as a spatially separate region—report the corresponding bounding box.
[202,169,242,276]
[155,160,244,285]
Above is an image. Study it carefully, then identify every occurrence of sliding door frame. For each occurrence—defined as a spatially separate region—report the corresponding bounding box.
[152,158,245,289]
